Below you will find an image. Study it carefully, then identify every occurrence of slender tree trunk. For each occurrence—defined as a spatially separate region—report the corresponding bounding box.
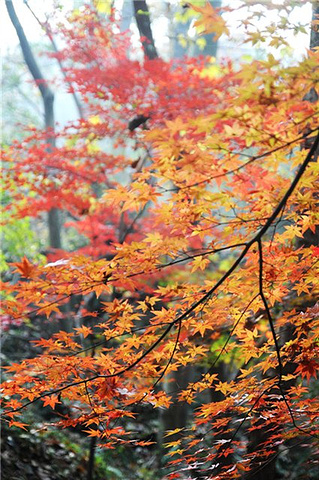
[5,0,62,249]
[24,0,84,119]
[160,365,194,443]
[87,432,96,480]
[310,3,319,52]
[133,0,158,60]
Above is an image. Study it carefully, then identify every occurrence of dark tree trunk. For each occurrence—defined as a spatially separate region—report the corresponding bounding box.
[133,0,158,60]
[160,365,194,447]
[87,436,96,480]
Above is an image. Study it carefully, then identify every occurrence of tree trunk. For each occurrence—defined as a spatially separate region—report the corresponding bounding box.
[159,365,194,447]
[310,3,319,51]
[133,0,158,60]
[5,0,62,249]
[24,0,84,119]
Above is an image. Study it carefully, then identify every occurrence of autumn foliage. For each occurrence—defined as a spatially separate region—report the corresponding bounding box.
[1,1,319,478]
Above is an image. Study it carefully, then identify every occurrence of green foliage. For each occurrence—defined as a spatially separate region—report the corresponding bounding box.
[1,216,45,272]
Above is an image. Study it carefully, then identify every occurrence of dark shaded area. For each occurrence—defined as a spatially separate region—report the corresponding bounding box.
[1,420,160,480]
[128,114,150,131]
[1,423,88,480]
[133,0,158,60]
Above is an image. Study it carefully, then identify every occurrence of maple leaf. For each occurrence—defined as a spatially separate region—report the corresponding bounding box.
[38,302,61,318]
[92,283,112,298]
[190,2,229,39]
[190,255,210,273]
[164,439,182,449]
[222,447,234,458]
[164,427,185,437]
[295,359,318,382]
[166,449,184,457]
[134,440,156,446]
[74,325,93,338]
[83,428,102,437]
[96,378,119,400]
[9,420,28,430]
[11,256,35,278]
[41,395,61,409]
[192,320,208,337]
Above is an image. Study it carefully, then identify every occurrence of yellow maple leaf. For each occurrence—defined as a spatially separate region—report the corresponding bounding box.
[166,448,184,457]
[191,255,210,273]
[92,283,111,298]
[88,114,101,125]
[190,2,229,40]
[164,427,184,437]
[164,439,182,448]
[39,302,60,318]
[193,320,208,337]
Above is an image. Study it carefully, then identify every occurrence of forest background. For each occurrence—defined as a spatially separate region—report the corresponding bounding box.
[1,1,319,479]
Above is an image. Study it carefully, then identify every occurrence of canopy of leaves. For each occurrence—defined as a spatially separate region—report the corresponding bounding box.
[1,2,319,478]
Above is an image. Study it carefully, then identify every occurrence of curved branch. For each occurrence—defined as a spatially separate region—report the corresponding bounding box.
[5,0,53,106]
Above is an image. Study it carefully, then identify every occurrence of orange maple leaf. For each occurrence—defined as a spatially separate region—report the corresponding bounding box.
[83,428,102,437]
[74,325,93,338]
[9,420,28,430]
[97,377,119,400]
[11,256,35,278]
[41,394,61,409]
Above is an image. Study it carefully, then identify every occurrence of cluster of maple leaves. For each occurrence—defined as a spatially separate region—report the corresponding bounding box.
[1,2,319,478]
